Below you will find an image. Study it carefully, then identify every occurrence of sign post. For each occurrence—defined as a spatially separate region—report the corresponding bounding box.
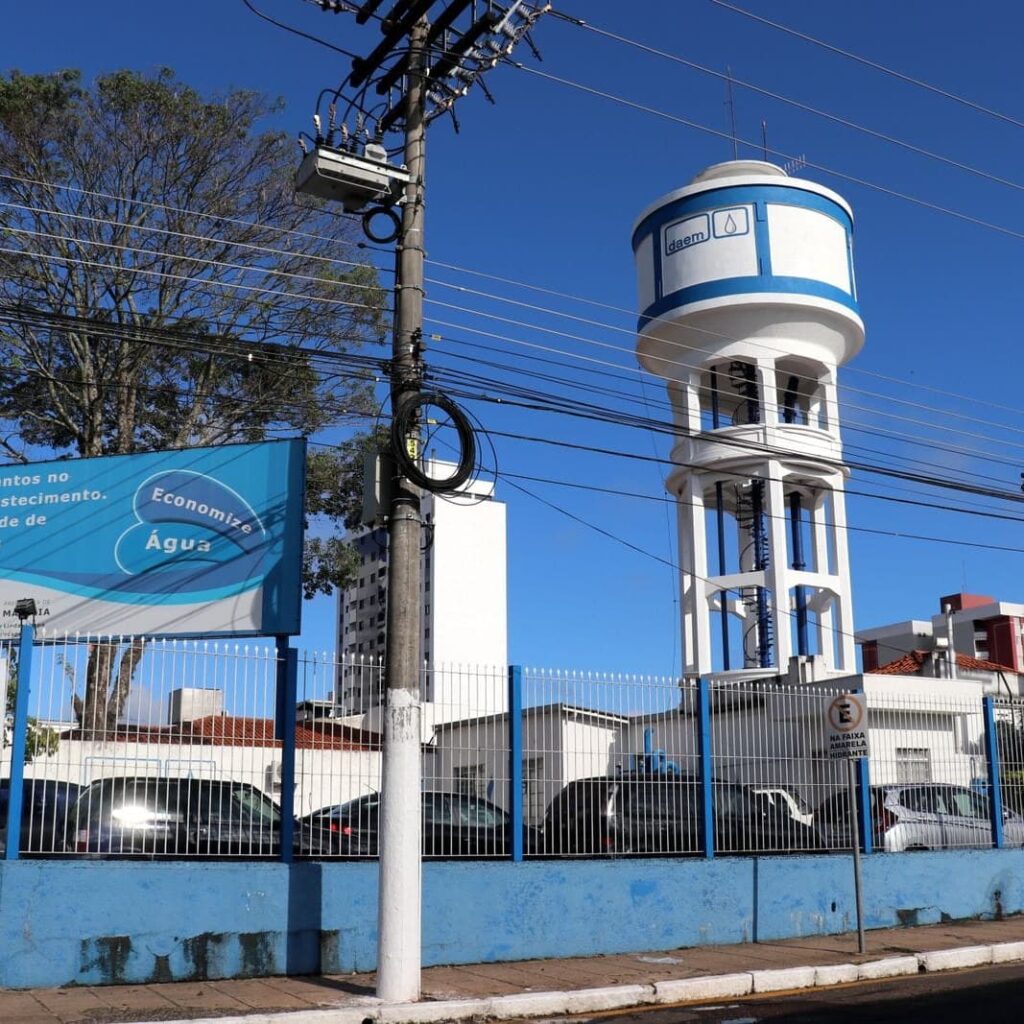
[828,691,869,954]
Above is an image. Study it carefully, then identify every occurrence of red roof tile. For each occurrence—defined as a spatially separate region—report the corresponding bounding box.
[870,649,1013,676]
[59,715,381,750]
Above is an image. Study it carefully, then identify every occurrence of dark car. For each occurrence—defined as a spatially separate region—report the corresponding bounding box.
[0,778,81,855]
[541,774,821,857]
[299,791,540,858]
[64,776,336,858]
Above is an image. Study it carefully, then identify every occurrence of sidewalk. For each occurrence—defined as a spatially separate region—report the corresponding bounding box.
[4,916,1024,1024]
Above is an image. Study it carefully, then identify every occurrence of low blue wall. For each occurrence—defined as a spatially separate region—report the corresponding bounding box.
[1,851,1021,988]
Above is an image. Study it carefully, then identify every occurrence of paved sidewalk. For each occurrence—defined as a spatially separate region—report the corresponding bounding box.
[3,917,1023,1024]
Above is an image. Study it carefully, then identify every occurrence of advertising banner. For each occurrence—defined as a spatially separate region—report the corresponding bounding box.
[0,439,305,639]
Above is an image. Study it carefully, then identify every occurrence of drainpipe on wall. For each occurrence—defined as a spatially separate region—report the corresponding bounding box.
[945,603,958,680]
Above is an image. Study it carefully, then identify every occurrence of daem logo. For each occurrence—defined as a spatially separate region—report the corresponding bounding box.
[664,213,710,256]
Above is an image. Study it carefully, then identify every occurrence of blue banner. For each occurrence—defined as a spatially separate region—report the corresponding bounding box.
[0,440,305,638]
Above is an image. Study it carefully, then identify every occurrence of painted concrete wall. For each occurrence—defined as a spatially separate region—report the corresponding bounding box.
[1,850,1022,989]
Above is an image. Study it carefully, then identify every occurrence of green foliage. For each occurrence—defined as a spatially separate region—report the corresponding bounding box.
[4,662,59,762]
[0,67,390,595]
[302,427,389,598]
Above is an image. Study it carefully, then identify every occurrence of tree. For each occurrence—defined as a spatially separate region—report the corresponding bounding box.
[0,68,388,734]
[4,661,59,761]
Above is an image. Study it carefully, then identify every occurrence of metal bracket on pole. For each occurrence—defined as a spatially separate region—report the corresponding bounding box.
[4,623,35,862]
[982,695,1006,849]
[275,637,298,863]
[508,665,524,863]
[696,678,715,859]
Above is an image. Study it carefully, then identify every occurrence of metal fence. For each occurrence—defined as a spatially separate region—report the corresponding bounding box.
[2,631,1021,860]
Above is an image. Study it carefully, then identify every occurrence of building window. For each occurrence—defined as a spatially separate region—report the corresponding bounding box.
[424,604,430,616]
[522,757,545,824]
[369,595,376,606]
[453,763,485,798]
[895,748,932,783]
[424,628,430,639]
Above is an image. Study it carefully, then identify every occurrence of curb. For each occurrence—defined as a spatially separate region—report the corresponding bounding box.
[123,941,1024,1024]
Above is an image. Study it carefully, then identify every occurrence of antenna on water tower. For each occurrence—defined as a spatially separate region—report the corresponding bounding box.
[725,67,739,159]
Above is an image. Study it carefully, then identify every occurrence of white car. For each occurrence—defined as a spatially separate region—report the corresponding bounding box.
[750,786,814,826]
[817,783,1024,852]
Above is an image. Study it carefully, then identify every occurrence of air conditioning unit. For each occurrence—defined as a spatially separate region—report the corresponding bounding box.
[264,761,283,794]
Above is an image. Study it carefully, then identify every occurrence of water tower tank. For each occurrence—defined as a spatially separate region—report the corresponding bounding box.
[632,160,863,680]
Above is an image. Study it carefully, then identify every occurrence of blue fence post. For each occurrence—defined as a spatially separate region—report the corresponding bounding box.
[5,623,35,862]
[982,695,1005,849]
[696,678,715,859]
[275,637,297,863]
[508,665,524,862]
[856,756,873,855]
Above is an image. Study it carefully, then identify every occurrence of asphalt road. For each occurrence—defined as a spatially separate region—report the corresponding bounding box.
[518,961,1024,1024]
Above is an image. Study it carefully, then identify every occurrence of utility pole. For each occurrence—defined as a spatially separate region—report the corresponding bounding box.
[377,14,427,1004]
[296,2,550,1002]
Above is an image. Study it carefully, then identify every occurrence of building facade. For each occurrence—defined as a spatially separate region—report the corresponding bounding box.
[335,466,508,716]
[858,591,1024,676]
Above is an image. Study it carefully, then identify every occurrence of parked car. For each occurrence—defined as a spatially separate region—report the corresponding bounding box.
[540,774,821,857]
[815,783,1024,852]
[64,777,337,858]
[749,786,814,827]
[0,778,81,856]
[299,791,540,858]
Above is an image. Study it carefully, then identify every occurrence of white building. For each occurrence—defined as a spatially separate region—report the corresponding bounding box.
[335,463,508,717]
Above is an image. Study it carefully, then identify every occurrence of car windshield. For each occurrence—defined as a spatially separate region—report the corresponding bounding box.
[942,788,988,819]
[217,786,281,825]
[621,780,697,821]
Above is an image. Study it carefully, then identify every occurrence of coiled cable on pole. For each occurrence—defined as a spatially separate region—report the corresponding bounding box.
[391,390,476,492]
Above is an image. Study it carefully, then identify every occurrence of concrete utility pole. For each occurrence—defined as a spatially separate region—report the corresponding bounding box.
[298,2,550,1002]
[377,14,428,1004]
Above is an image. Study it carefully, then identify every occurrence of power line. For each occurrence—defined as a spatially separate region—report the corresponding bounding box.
[15,299,1024,530]
[1,225,391,317]
[9,170,1024,429]
[707,0,1024,132]
[551,8,1024,196]
[498,468,1024,557]
[240,0,361,58]
[0,199,394,280]
[427,334,1024,483]
[510,62,1024,246]
[12,228,1024,501]
[15,214,1024,469]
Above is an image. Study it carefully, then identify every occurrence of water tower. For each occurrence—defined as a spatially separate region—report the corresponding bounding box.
[632,160,863,679]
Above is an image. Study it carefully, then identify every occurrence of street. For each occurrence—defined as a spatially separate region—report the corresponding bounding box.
[516,961,1024,1023]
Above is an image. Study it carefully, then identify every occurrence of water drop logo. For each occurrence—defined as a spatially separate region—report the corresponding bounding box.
[711,206,750,239]
[114,471,268,593]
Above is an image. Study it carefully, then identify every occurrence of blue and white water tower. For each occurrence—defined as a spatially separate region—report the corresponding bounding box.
[632,160,863,679]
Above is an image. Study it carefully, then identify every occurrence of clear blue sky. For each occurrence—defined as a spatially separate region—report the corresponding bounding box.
[6,1,1024,675]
